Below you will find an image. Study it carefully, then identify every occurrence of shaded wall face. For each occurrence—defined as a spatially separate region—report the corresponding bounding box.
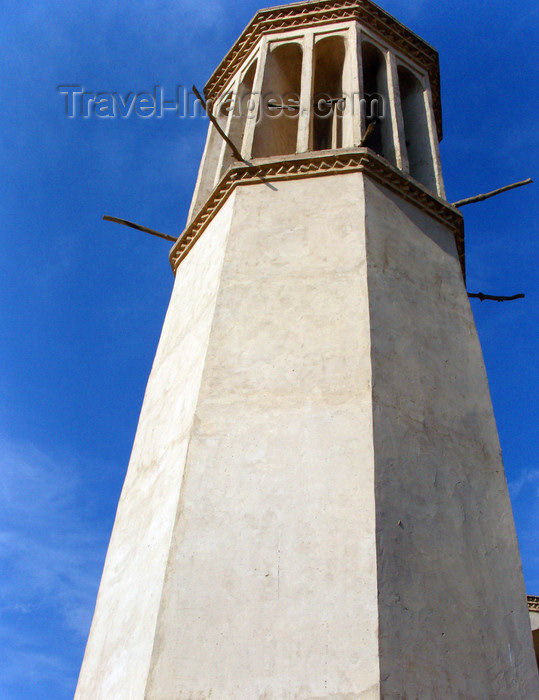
[364,177,539,698]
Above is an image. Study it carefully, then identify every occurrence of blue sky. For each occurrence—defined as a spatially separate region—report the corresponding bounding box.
[0,1,538,698]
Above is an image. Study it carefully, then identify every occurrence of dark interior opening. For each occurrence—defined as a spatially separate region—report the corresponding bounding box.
[222,60,257,171]
[252,43,303,158]
[361,41,391,160]
[312,35,346,151]
[397,65,436,190]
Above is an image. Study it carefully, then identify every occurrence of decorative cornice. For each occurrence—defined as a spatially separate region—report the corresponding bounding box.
[529,595,539,613]
[204,0,442,141]
[169,149,464,278]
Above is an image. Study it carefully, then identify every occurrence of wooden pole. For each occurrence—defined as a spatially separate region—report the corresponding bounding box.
[103,216,178,242]
[468,292,525,303]
[359,119,377,147]
[192,85,245,163]
[452,178,532,208]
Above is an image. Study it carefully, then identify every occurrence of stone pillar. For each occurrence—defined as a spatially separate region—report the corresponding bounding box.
[349,23,364,147]
[297,30,314,153]
[386,51,409,173]
[423,76,446,198]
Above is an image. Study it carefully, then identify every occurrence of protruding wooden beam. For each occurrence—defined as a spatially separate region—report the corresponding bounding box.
[452,178,532,208]
[192,84,245,163]
[268,101,300,112]
[103,216,178,242]
[468,292,525,303]
[359,120,378,147]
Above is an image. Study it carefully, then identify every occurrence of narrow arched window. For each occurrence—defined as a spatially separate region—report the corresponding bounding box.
[312,35,346,151]
[361,42,394,165]
[397,65,436,190]
[252,43,303,158]
[222,60,257,172]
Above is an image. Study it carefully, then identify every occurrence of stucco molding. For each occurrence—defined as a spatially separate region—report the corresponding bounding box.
[169,148,464,276]
[204,0,442,140]
[529,595,539,613]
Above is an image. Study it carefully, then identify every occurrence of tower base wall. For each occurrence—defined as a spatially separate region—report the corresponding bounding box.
[77,169,538,699]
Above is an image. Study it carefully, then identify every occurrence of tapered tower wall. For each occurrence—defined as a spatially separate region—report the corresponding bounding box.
[78,167,538,698]
[75,196,238,700]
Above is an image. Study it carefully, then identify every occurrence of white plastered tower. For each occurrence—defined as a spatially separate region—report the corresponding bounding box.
[76,1,539,698]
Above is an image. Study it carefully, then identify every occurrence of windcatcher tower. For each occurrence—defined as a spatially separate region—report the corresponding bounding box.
[76,1,539,698]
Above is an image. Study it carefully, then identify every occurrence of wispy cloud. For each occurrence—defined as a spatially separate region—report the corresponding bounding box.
[507,467,539,593]
[0,437,113,699]
[508,468,539,500]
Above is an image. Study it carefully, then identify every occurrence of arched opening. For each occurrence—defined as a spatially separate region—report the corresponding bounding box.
[361,42,394,164]
[252,42,303,158]
[397,65,436,190]
[221,60,258,172]
[312,35,346,151]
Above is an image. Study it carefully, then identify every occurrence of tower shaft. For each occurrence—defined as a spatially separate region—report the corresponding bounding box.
[76,3,539,697]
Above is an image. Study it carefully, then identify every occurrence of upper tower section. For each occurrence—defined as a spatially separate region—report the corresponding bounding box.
[188,0,445,221]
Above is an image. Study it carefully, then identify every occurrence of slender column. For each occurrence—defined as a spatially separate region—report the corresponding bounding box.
[297,30,314,153]
[386,52,409,172]
[331,108,339,149]
[345,23,362,147]
[423,80,446,198]
[355,25,366,145]
[241,39,268,159]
